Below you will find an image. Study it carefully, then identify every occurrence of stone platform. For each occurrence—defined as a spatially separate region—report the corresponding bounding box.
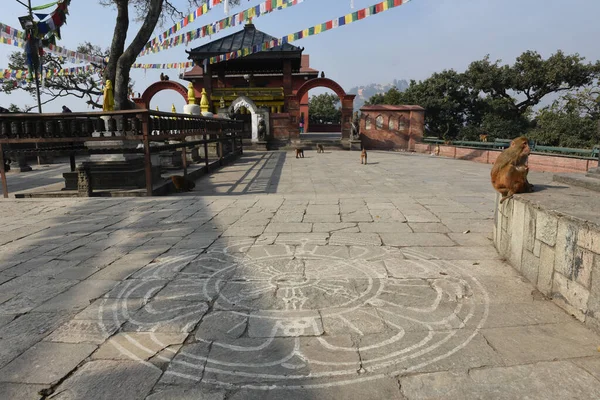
[494,174,600,332]
[1,151,600,399]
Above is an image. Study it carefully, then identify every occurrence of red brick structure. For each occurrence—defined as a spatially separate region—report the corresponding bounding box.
[132,23,354,143]
[134,80,188,109]
[359,105,425,150]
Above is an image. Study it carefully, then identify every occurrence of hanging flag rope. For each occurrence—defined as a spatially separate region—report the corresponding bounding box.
[1,64,99,80]
[131,62,194,69]
[210,0,412,64]
[144,0,227,52]
[0,36,26,49]
[1,18,104,65]
[0,22,26,40]
[140,0,306,57]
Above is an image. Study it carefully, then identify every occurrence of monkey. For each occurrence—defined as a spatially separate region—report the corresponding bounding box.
[2,158,10,173]
[295,148,304,158]
[479,134,488,142]
[171,175,195,192]
[360,148,367,165]
[490,136,534,203]
[160,73,170,81]
[316,144,324,153]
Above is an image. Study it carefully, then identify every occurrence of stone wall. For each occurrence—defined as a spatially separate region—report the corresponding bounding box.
[494,196,600,332]
[415,143,599,173]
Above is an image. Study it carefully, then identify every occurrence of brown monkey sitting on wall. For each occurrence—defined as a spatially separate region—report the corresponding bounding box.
[171,175,195,192]
[491,136,533,203]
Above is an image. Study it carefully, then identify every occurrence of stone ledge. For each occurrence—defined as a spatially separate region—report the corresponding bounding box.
[494,184,600,333]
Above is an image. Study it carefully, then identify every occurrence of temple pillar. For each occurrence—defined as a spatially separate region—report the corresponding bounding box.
[203,62,213,103]
[217,69,226,88]
[287,95,301,141]
[340,95,356,140]
[283,59,293,96]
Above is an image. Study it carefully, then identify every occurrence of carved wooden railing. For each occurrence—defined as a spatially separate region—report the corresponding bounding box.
[0,109,244,197]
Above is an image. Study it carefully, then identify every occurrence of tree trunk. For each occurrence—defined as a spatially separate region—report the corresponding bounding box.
[114,0,164,110]
[104,0,128,86]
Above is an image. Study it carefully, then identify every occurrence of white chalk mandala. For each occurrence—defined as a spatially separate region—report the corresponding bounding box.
[99,240,489,389]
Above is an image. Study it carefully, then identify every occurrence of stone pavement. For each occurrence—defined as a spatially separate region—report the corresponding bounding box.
[1,150,599,400]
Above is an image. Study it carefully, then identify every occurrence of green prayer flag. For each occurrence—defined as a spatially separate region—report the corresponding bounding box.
[31,1,58,10]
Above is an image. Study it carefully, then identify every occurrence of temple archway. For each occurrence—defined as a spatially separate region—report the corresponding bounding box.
[290,78,355,140]
[229,96,265,142]
[134,81,188,109]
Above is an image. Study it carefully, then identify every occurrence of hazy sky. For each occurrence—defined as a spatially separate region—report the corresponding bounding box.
[1,0,600,112]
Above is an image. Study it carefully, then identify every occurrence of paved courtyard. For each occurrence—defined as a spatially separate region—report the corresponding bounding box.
[1,150,600,399]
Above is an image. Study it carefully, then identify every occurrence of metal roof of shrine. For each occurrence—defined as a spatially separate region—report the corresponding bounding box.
[187,23,303,58]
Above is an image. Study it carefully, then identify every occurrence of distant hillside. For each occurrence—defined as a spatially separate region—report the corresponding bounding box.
[348,79,409,109]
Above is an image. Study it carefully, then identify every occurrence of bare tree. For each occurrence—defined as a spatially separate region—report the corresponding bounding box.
[100,0,241,110]
[1,42,108,111]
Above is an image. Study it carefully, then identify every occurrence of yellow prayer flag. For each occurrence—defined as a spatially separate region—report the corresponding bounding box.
[287,34,294,42]
[345,14,352,24]
[315,25,322,34]
[302,29,309,37]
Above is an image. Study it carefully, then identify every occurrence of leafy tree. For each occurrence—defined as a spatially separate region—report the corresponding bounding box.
[366,51,600,144]
[465,51,600,115]
[308,93,341,124]
[530,87,600,148]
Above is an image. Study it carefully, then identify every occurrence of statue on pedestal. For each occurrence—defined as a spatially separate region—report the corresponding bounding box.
[258,116,267,141]
[351,111,360,139]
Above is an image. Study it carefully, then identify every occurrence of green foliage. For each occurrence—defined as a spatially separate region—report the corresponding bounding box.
[366,50,600,146]
[529,87,600,148]
[308,93,341,124]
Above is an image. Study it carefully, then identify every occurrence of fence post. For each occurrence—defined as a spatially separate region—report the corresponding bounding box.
[181,144,188,177]
[0,144,8,198]
[141,113,153,197]
[204,132,209,171]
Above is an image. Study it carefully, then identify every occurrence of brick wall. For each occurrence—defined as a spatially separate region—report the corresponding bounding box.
[416,144,599,173]
[270,113,294,140]
[359,106,425,150]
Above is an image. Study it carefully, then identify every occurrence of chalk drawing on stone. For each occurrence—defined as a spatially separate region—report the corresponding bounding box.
[99,241,489,389]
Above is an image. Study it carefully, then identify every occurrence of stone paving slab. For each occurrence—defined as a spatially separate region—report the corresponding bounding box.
[2,151,599,399]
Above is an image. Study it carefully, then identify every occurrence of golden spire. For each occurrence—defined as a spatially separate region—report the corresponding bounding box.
[187,83,196,105]
[200,88,210,113]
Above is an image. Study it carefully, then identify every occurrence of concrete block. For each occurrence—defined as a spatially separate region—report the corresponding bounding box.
[552,273,589,321]
[578,227,600,254]
[538,243,555,296]
[554,219,579,279]
[521,250,539,285]
[508,200,526,267]
[524,205,536,252]
[535,212,558,247]
[573,248,594,288]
